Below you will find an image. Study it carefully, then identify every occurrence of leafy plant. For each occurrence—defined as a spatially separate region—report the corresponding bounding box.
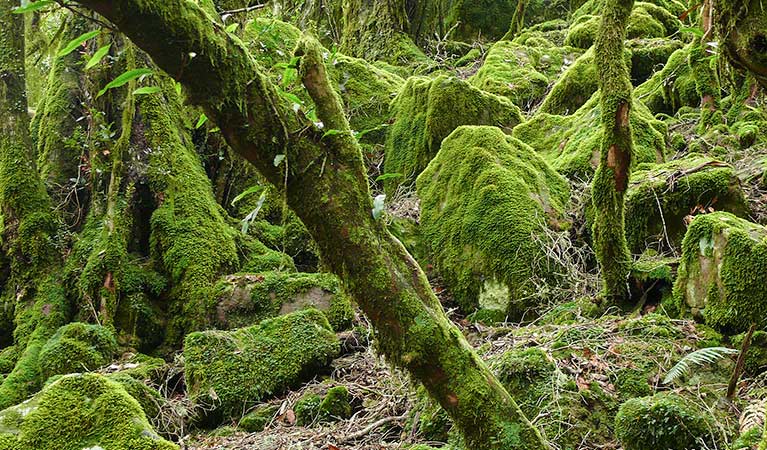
[372,194,386,220]
[85,44,111,70]
[663,347,739,384]
[132,86,162,96]
[241,191,268,234]
[12,0,55,14]
[58,30,100,58]
[97,68,153,97]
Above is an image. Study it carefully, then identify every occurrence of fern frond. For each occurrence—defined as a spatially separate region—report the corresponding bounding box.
[740,399,766,434]
[663,347,739,384]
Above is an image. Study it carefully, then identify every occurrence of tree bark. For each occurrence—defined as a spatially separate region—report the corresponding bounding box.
[714,0,767,89]
[61,1,546,447]
[591,0,635,305]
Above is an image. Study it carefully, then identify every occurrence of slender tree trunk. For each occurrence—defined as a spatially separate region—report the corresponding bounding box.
[502,0,528,41]
[63,1,546,447]
[690,0,721,132]
[0,0,69,409]
[591,0,635,305]
[714,0,767,89]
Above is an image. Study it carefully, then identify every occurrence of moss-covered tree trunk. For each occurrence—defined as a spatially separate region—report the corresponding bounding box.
[591,0,635,305]
[340,0,425,64]
[0,0,69,409]
[690,0,721,132]
[714,0,767,88]
[63,0,546,447]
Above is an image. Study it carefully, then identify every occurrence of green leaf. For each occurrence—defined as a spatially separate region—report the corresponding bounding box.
[375,173,402,182]
[85,44,111,70]
[97,68,153,97]
[174,82,182,96]
[354,123,389,140]
[231,185,264,207]
[680,27,704,38]
[225,23,239,33]
[372,194,386,220]
[57,30,100,58]
[195,113,208,129]
[132,86,162,96]
[273,154,285,167]
[322,129,348,139]
[12,0,54,14]
[241,192,267,234]
[663,347,738,384]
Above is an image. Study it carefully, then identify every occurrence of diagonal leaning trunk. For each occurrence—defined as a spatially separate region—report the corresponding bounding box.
[61,1,547,448]
[591,0,635,306]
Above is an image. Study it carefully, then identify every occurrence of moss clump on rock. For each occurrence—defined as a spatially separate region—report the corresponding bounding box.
[239,404,278,432]
[0,373,176,450]
[635,44,699,115]
[674,213,767,332]
[417,126,570,316]
[624,156,749,253]
[295,386,352,426]
[514,92,665,179]
[184,309,340,422]
[490,348,556,409]
[384,75,523,193]
[615,393,712,450]
[212,271,354,331]
[626,38,684,84]
[38,323,117,380]
[566,2,681,49]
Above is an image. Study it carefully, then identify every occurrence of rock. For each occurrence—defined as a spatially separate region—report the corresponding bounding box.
[184,309,340,422]
[624,156,749,253]
[212,271,354,331]
[239,404,279,433]
[417,125,570,317]
[384,75,524,193]
[615,393,713,450]
[0,373,176,450]
[674,212,767,332]
[38,323,118,380]
[294,386,351,426]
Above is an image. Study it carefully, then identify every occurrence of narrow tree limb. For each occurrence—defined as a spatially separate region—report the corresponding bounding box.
[727,323,757,399]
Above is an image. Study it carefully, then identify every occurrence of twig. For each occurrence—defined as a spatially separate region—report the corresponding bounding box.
[341,414,408,442]
[728,323,757,399]
[220,3,265,17]
[60,3,117,31]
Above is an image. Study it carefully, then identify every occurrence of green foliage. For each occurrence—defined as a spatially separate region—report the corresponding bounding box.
[56,30,100,58]
[615,393,713,450]
[0,373,176,450]
[731,331,767,376]
[663,347,738,384]
[184,309,340,422]
[417,126,569,316]
[98,68,153,97]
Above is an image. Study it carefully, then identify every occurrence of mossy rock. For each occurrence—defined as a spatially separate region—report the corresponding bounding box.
[490,348,556,410]
[0,349,17,376]
[514,91,665,179]
[615,393,713,450]
[613,368,652,402]
[626,38,684,84]
[383,75,523,193]
[184,309,340,422]
[635,44,699,115]
[470,40,582,108]
[239,404,278,432]
[417,126,570,316]
[538,47,600,115]
[674,213,767,333]
[212,271,354,331]
[38,323,118,380]
[0,373,176,450]
[619,313,682,339]
[566,3,679,49]
[295,385,352,426]
[625,156,749,253]
[294,393,322,426]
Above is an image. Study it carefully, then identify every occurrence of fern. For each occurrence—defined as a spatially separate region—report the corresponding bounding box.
[663,347,739,384]
[740,399,766,434]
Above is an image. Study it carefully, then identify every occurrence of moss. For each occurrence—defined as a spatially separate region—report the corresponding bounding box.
[626,38,684,84]
[295,385,351,426]
[491,348,555,409]
[107,373,163,420]
[239,404,278,432]
[635,44,699,115]
[416,126,570,316]
[184,309,340,422]
[407,385,452,442]
[615,393,713,450]
[566,3,677,50]
[383,75,523,193]
[514,91,665,180]
[0,349,16,376]
[619,313,682,338]
[538,47,600,115]
[0,373,176,450]
[470,40,582,108]
[38,323,117,380]
[213,271,354,331]
[613,368,651,401]
[731,331,767,376]
[733,427,763,450]
[294,393,322,426]
[674,212,767,332]
[624,156,749,253]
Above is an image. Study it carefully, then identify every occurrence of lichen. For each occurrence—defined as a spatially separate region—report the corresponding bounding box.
[416,126,570,316]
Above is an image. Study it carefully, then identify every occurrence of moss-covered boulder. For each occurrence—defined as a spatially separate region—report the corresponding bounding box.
[615,393,712,450]
[417,126,570,316]
[624,156,749,253]
[470,40,582,108]
[674,213,767,332]
[566,2,681,49]
[384,75,523,192]
[490,348,556,410]
[294,385,351,426]
[626,38,684,84]
[514,92,666,179]
[184,309,340,421]
[538,47,600,115]
[213,272,354,331]
[38,323,118,380]
[239,404,278,432]
[635,44,699,115]
[0,373,176,450]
